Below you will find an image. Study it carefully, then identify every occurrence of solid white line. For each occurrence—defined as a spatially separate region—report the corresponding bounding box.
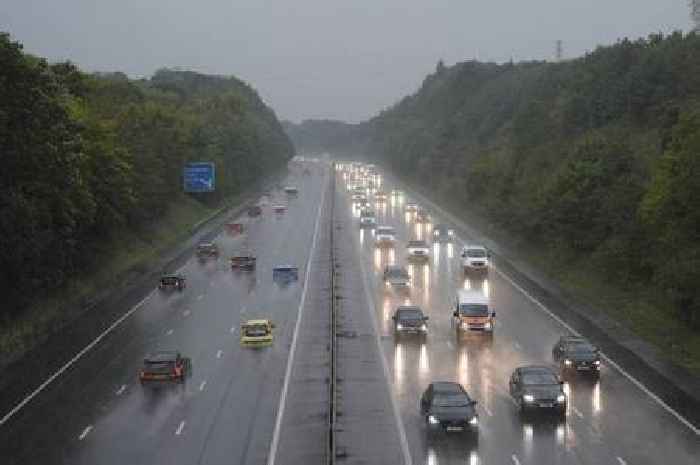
[175,420,185,436]
[267,173,328,465]
[216,350,223,359]
[356,227,413,464]
[78,425,93,440]
[199,380,207,391]
[492,265,700,436]
[0,289,156,427]
[511,454,521,465]
[115,384,127,396]
[617,457,627,465]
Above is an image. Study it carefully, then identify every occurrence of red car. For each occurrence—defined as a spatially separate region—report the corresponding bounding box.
[139,351,189,385]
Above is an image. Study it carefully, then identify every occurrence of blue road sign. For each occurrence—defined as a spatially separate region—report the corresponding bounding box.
[183,162,215,193]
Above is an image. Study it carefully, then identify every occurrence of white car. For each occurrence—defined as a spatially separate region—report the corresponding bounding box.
[405,202,419,212]
[360,210,377,228]
[375,226,396,247]
[461,245,489,274]
[407,240,430,261]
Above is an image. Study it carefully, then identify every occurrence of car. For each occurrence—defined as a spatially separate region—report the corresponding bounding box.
[360,209,377,228]
[461,245,489,274]
[375,191,388,202]
[415,209,431,224]
[383,265,410,291]
[375,226,396,247]
[552,336,601,378]
[231,253,256,271]
[273,265,299,283]
[240,319,275,347]
[158,274,186,291]
[139,351,189,385]
[452,289,495,335]
[509,366,567,417]
[247,205,263,217]
[392,306,428,337]
[284,186,299,195]
[432,224,455,242]
[405,202,419,212]
[407,240,430,262]
[391,189,403,197]
[420,382,479,438]
[272,204,287,213]
[351,192,367,202]
[196,242,219,260]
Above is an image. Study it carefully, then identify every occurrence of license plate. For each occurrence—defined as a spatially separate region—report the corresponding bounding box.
[446,426,464,432]
[539,403,553,408]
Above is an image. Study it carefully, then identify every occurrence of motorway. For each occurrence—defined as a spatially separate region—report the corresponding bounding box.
[0,165,331,465]
[337,167,700,465]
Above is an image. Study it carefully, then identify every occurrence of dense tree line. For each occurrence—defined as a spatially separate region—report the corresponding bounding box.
[0,33,293,317]
[327,32,700,328]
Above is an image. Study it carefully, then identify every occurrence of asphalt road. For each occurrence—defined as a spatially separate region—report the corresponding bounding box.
[338,170,700,465]
[0,165,330,465]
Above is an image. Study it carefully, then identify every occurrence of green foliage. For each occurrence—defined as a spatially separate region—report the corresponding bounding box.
[0,33,293,318]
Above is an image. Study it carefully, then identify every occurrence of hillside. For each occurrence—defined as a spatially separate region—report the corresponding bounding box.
[283,119,368,156]
[0,32,294,317]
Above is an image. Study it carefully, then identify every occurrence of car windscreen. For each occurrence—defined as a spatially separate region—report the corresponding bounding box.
[377,228,395,235]
[567,343,597,354]
[245,325,268,337]
[522,372,558,385]
[459,304,489,316]
[434,394,470,407]
[144,361,174,373]
[466,249,486,258]
[386,269,407,278]
[161,277,178,284]
[397,309,423,320]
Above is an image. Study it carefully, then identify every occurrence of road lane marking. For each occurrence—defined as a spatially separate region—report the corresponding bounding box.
[511,454,521,465]
[491,265,700,436]
[175,420,185,436]
[183,309,191,317]
[115,384,127,396]
[446,340,454,349]
[78,425,93,440]
[513,341,522,350]
[0,289,156,427]
[166,329,174,336]
[230,326,236,334]
[216,350,223,359]
[617,457,627,465]
[199,380,207,391]
[482,404,493,417]
[572,406,584,419]
[197,294,204,300]
[267,175,327,465]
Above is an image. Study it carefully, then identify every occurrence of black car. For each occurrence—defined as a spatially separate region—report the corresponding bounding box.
[509,366,567,417]
[420,382,479,437]
[158,274,186,291]
[139,351,190,385]
[432,224,454,242]
[552,336,601,378]
[392,306,428,337]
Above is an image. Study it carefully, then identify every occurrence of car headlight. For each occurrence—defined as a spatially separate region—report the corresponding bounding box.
[594,360,601,365]
[564,359,573,366]
[557,394,566,403]
[448,230,454,236]
[420,324,427,331]
[461,322,469,330]
[396,323,403,330]
[468,416,479,426]
[523,394,535,403]
[484,321,492,330]
[428,415,440,425]
[434,231,439,236]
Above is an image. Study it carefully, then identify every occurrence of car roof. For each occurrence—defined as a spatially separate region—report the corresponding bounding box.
[457,289,489,304]
[161,274,183,279]
[560,335,588,344]
[463,244,486,251]
[377,225,395,231]
[396,305,423,313]
[385,264,405,271]
[431,381,466,395]
[408,240,428,246]
[244,319,271,325]
[198,242,215,247]
[145,351,179,362]
[518,365,557,375]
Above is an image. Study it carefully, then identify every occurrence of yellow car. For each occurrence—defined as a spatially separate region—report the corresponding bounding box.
[240,319,275,347]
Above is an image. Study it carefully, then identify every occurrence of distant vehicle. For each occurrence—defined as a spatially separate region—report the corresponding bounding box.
[231,253,256,271]
[432,224,455,242]
[405,202,419,212]
[509,366,567,417]
[407,240,430,262]
[552,336,601,378]
[284,186,299,195]
[360,209,377,228]
[226,222,245,235]
[391,189,403,197]
[355,198,370,209]
[375,191,388,202]
[375,226,397,247]
[420,382,479,437]
[415,209,431,224]
[392,306,428,337]
[158,274,186,291]
[383,265,410,291]
[139,351,189,385]
[247,205,263,217]
[240,319,275,347]
[272,204,287,213]
[273,265,299,283]
[461,245,489,274]
[196,242,219,260]
[351,192,367,202]
[452,289,495,335]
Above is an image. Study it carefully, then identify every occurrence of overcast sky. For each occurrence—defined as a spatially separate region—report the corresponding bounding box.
[1,1,692,122]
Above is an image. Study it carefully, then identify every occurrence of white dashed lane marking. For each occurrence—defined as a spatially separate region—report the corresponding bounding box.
[617,457,628,465]
[230,326,236,334]
[216,350,223,359]
[197,294,204,301]
[175,420,185,436]
[511,454,521,465]
[572,406,584,419]
[183,309,191,317]
[199,380,207,391]
[78,425,93,440]
[115,384,127,396]
[165,329,174,336]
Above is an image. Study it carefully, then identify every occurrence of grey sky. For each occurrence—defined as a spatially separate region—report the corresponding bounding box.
[1,1,691,122]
